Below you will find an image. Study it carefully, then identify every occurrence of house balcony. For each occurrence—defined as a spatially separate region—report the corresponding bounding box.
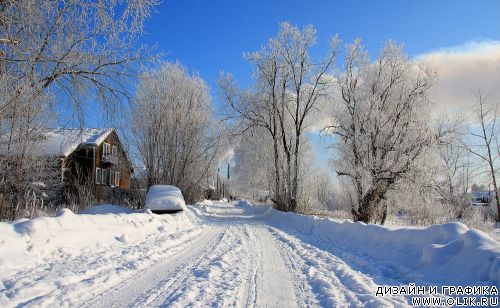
[102,154,118,164]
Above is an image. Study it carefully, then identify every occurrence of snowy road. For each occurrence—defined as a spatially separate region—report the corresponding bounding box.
[78,201,407,307]
[3,200,498,307]
[83,204,304,308]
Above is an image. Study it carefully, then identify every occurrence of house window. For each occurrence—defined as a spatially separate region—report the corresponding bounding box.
[108,170,113,186]
[104,170,108,185]
[109,170,114,187]
[103,142,110,159]
[96,168,101,184]
[112,145,117,157]
[102,169,108,186]
[115,172,120,187]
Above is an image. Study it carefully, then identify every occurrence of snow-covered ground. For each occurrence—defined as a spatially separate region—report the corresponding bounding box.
[0,200,499,307]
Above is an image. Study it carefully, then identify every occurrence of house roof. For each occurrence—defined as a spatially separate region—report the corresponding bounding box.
[35,128,114,157]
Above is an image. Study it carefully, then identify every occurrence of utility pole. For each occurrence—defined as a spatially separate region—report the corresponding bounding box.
[227,163,230,200]
[216,168,220,199]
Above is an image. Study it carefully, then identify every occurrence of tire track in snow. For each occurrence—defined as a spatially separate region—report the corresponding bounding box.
[148,221,300,308]
[258,226,318,307]
[148,225,237,307]
[83,225,225,308]
[250,225,300,308]
[267,226,410,307]
[3,223,204,308]
[192,202,304,307]
[239,224,259,308]
[158,223,255,307]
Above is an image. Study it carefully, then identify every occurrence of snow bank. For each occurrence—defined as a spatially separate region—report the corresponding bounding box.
[265,205,500,286]
[0,206,197,274]
[145,185,186,211]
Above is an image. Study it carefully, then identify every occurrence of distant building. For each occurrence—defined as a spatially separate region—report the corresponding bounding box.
[467,191,494,206]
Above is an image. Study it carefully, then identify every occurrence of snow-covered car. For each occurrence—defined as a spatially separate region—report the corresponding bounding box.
[145,185,186,214]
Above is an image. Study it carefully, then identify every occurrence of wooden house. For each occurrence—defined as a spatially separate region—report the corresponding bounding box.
[37,128,133,195]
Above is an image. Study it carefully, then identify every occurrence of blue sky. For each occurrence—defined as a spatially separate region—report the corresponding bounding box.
[137,0,500,177]
[142,0,500,90]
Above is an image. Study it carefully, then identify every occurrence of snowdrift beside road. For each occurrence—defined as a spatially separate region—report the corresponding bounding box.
[0,206,197,275]
[265,205,500,286]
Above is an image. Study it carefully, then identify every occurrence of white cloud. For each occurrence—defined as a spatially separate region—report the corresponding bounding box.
[416,40,500,115]
[306,40,500,133]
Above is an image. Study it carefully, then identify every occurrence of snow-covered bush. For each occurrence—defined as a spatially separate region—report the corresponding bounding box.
[461,207,496,234]
[131,63,223,203]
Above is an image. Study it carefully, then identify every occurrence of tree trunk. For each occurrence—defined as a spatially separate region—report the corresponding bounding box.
[489,160,500,221]
[272,132,287,211]
[380,202,388,225]
[0,193,3,220]
[290,130,300,213]
[354,185,388,223]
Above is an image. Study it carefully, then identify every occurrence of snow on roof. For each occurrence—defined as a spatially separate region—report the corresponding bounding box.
[35,128,114,157]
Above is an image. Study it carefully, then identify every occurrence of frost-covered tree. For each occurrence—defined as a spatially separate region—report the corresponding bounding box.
[462,92,500,220]
[0,0,158,219]
[310,171,337,211]
[131,62,223,203]
[219,22,339,212]
[231,124,320,212]
[326,40,439,224]
[0,86,62,220]
[231,126,274,199]
[0,0,158,121]
[432,116,472,214]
